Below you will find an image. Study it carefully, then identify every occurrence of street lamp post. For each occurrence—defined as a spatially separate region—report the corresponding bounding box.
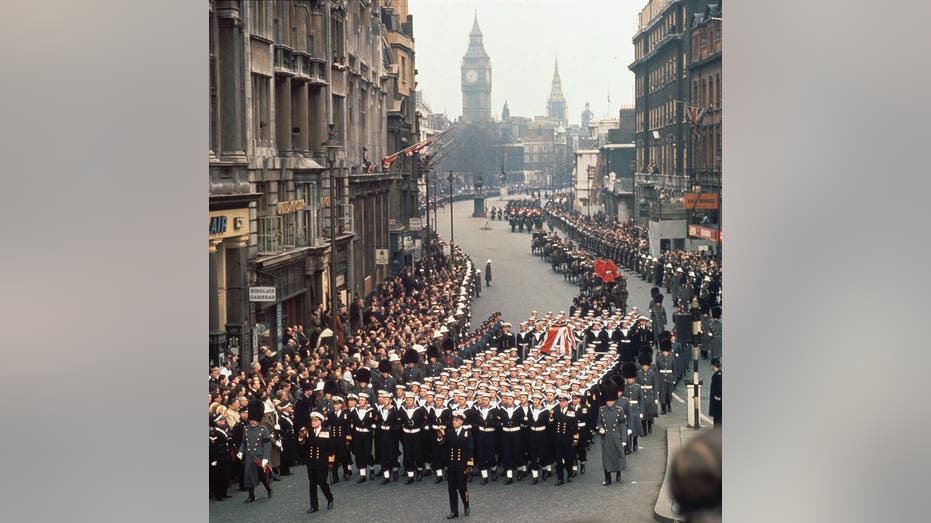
[323,124,341,361]
[586,165,594,218]
[447,170,455,249]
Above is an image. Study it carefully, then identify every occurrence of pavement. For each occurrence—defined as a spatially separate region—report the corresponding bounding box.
[209,195,718,521]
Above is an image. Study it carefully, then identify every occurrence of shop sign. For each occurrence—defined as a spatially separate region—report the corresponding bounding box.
[249,286,277,302]
[209,208,249,239]
[375,249,389,265]
[276,199,306,215]
[688,224,721,242]
[684,193,719,210]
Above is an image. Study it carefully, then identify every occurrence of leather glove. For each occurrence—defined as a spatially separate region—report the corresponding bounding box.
[261,459,268,467]
[210,461,217,466]
[237,452,243,460]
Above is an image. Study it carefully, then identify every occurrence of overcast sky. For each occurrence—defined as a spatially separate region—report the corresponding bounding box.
[409,0,642,125]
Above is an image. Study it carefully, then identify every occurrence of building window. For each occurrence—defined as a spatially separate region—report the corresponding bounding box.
[251,0,269,39]
[257,216,281,254]
[252,74,271,147]
[716,74,721,107]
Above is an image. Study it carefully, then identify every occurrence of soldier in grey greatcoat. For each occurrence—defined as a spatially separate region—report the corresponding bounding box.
[655,339,677,415]
[621,362,645,452]
[238,401,273,503]
[650,294,667,346]
[636,350,660,435]
[700,307,713,360]
[596,383,627,486]
[708,306,723,361]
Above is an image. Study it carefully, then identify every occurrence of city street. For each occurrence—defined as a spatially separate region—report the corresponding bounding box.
[209,196,716,522]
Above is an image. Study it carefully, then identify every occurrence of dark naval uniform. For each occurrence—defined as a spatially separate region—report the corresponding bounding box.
[526,405,551,483]
[550,404,580,485]
[297,422,335,512]
[349,406,375,482]
[438,424,474,518]
[399,403,428,482]
[473,405,500,483]
[325,407,351,482]
[497,405,524,483]
[428,404,452,481]
[209,424,231,500]
[375,402,402,482]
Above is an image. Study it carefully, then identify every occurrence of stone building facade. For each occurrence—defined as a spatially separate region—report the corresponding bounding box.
[208,0,404,365]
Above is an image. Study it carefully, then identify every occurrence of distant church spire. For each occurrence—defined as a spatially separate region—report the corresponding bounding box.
[502,100,510,120]
[547,57,567,125]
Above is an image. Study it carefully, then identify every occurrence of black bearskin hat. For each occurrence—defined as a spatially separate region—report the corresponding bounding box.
[659,330,672,342]
[378,359,392,374]
[654,294,664,304]
[650,286,660,297]
[621,362,638,380]
[711,306,722,319]
[354,367,371,384]
[247,400,264,422]
[402,348,420,365]
[427,345,441,360]
[639,350,653,366]
[660,338,673,351]
[601,382,620,402]
[323,379,340,396]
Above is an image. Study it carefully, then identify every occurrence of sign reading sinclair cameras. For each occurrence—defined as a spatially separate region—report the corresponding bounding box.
[249,286,277,302]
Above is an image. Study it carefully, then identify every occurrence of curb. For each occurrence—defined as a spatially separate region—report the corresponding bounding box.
[653,425,711,523]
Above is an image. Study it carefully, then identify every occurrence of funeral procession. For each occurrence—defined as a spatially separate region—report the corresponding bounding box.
[208,1,723,521]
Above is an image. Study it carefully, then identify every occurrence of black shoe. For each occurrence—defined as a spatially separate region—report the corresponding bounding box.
[464,505,470,516]
[554,479,565,486]
[405,477,415,484]
[435,476,444,484]
[467,475,473,483]
[381,478,391,485]
[357,476,367,484]
[306,507,318,513]
[446,514,459,519]
[503,478,513,485]
[327,500,334,510]
[273,476,282,482]
[530,478,538,485]
[480,478,488,485]
[580,463,586,474]
[491,470,498,481]
[517,471,527,481]
[392,471,399,481]
[415,470,423,481]
[266,487,273,498]
[344,470,352,480]
[244,497,256,504]
[602,480,612,486]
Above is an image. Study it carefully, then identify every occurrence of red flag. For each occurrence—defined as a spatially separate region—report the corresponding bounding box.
[537,324,575,357]
[593,259,620,283]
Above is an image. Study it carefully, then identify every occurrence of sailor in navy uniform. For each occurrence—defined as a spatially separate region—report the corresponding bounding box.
[297,411,335,513]
[437,411,474,519]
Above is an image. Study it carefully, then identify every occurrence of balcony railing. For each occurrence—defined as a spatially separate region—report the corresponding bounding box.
[273,45,296,75]
[634,172,689,191]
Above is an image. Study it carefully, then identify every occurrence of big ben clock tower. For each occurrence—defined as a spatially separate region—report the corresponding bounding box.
[461,13,492,123]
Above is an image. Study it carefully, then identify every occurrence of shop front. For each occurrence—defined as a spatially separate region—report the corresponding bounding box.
[209,205,254,367]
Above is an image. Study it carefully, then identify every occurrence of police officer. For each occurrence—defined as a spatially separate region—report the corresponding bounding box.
[297,411,335,513]
[709,358,722,427]
[209,413,232,500]
[438,411,473,519]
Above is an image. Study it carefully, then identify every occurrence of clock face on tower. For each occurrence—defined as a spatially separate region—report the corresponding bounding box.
[465,70,479,84]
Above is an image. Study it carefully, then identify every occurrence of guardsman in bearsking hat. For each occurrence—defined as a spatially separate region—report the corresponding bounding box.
[621,363,645,452]
[237,400,273,503]
[596,381,627,486]
[637,349,660,434]
[650,294,667,346]
[655,339,677,415]
[297,411,335,513]
[437,410,474,519]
